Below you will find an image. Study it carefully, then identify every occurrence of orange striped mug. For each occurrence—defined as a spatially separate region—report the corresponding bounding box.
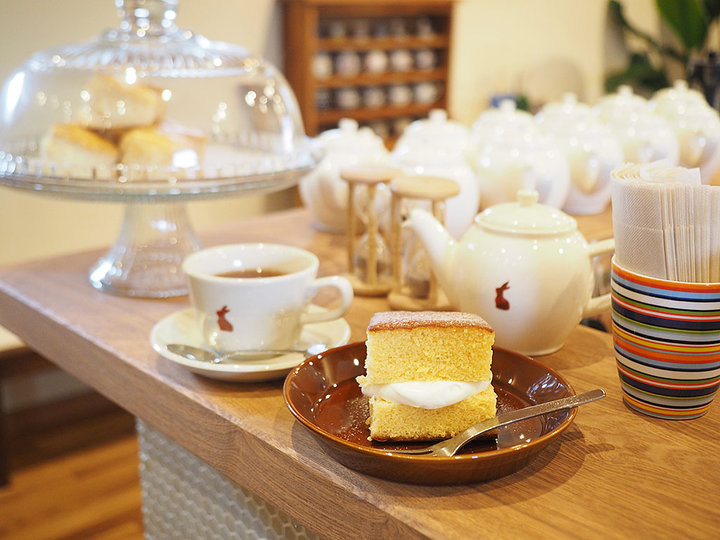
[611,258,720,419]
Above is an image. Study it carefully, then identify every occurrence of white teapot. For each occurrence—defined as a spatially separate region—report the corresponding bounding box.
[391,109,479,238]
[594,85,679,165]
[405,189,614,355]
[470,100,571,210]
[471,99,538,147]
[299,118,389,233]
[536,93,624,215]
[650,80,720,183]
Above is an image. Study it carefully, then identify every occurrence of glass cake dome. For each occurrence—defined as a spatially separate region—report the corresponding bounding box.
[0,0,317,297]
[0,0,314,195]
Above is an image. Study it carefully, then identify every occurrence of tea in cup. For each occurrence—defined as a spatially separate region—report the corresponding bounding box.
[183,244,354,353]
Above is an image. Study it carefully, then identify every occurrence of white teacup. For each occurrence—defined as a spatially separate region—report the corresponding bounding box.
[183,244,354,353]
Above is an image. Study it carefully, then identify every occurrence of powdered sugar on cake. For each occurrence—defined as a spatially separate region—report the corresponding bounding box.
[368,310,492,331]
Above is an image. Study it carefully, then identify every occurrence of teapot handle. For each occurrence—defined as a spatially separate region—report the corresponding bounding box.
[571,150,601,194]
[683,132,708,167]
[582,238,615,318]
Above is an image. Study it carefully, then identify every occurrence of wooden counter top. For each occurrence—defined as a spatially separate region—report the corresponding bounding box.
[0,207,717,539]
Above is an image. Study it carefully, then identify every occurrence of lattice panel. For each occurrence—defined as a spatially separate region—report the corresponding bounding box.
[137,420,320,540]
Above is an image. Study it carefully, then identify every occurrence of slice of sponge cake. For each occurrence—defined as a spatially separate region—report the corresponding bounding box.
[357,311,497,441]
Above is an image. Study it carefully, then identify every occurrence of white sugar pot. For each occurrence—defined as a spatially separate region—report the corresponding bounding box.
[536,93,624,215]
[405,189,615,355]
[650,80,720,183]
[299,118,389,233]
[391,109,480,238]
[470,100,571,210]
[594,85,679,165]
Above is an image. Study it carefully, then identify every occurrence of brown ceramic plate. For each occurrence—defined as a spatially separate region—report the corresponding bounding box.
[283,341,578,485]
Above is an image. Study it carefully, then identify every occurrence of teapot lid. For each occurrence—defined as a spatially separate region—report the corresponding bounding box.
[594,85,650,123]
[477,189,577,234]
[651,80,708,115]
[471,99,538,146]
[392,109,470,165]
[536,93,597,132]
[319,118,387,154]
[400,109,470,143]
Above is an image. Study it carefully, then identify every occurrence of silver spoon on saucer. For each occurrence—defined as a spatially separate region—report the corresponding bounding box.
[166,343,327,364]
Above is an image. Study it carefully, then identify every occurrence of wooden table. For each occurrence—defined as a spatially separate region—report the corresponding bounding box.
[0,207,717,539]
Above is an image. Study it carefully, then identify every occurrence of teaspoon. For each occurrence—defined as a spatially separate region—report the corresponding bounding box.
[166,343,326,364]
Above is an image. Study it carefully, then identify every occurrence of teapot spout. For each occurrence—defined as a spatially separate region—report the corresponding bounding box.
[405,208,456,298]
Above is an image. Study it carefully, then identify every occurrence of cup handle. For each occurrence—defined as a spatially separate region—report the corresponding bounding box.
[301,275,354,325]
[583,238,615,318]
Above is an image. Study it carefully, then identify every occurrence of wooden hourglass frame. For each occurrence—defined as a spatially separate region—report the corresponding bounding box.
[388,174,460,311]
[340,165,403,296]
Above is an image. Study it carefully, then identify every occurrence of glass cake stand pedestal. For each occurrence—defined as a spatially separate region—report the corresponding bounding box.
[0,161,309,298]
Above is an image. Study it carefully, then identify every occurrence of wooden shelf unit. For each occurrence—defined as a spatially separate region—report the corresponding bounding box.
[282,0,457,141]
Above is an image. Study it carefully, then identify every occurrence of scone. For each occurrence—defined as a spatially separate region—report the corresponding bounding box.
[40,123,118,176]
[80,74,167,130]
[119,121,207,170]
[357,311,497,441]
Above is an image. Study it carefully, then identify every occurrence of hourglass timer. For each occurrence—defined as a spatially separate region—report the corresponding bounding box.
[388,174,459,310]
[340,165,402,296]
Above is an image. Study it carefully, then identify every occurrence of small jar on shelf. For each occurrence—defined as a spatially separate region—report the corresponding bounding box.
[334,50,362,77]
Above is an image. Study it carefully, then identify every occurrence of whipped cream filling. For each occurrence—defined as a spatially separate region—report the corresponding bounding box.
[361,380,491,409]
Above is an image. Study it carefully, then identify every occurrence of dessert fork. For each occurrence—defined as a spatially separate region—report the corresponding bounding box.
[388,389,605,457]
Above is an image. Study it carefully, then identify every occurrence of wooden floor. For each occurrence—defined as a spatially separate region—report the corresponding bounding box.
[0,393,144,539]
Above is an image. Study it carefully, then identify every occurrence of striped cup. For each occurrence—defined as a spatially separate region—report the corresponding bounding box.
[611,258,720,420]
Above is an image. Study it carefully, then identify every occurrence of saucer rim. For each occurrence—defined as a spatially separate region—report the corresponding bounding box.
[150,305,351,377]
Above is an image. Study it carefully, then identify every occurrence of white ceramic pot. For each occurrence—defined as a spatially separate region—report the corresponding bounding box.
[335,50,361,77]
[391,109,480,238]
[471,100,570,210]
[299,118,390,233]
[650,80,720,183]
[472,136,571,210]
[336,87,361,110]
[311,52,333,78]
[470,99,538,148]
[388,84,413,106]
[389,49,414,72]
[594,85,679,165]
[362,86,386,108]
[405,189,615,355]
[414,81,441,104]
[415,16,434,37]
[364,49,388,73]
[537,93,624,215]
[414,48,437,70]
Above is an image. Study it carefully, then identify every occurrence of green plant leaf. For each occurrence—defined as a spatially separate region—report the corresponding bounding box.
[656,0,708,50]
[605,52,670,94]
[609,1,686,62]
[704,0,720,20]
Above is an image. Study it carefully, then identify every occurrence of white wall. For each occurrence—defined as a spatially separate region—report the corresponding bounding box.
[449,0,660,123]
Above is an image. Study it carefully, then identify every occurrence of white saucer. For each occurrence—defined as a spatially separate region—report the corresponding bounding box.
[150,305,351,382]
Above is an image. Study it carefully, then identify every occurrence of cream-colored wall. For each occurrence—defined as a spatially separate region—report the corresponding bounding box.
[449,0,660,123]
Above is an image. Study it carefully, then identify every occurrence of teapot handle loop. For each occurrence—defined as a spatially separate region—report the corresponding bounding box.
[583,238,615,318]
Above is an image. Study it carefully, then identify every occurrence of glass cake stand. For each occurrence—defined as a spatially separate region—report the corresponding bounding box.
[0,0,316,297]
[0,151,314,297]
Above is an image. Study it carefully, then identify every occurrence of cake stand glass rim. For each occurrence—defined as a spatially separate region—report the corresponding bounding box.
[0,162,314,203]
